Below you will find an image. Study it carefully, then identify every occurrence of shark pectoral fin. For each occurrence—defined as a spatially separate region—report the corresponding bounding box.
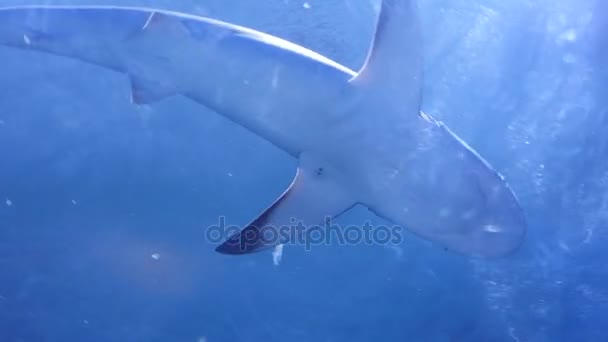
[216,163,355,255]
[352,0,421,111]
[129,76,175,105]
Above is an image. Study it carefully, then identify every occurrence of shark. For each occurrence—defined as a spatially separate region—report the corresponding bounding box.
[0,0,526,257]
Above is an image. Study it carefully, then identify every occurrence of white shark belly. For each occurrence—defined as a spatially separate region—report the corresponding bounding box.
[174,33,354,156]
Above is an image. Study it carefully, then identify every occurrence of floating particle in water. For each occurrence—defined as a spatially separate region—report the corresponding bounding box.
[272,244,283,266]
[0,119,4,126]
[151,253,160,260]
[227,172,233,177]
[71,199,78,205]
[386,245,403,259]
[83,320,89,325]
[5,198,12,207]
[583,228,593,244]
[438,207,451,218]
[198,337,207,342]
[558,241,571,254]
[483,224,501,233]
[558,29,577,42]
[509,327,521,342]
[302,2,311,9]
[562,54,576,64]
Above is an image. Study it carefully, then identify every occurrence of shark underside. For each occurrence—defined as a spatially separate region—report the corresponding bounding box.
[0,0,526,257]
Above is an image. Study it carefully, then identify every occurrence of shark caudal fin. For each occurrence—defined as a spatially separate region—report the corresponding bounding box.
[0,6,151,70]
[216,155,355,254]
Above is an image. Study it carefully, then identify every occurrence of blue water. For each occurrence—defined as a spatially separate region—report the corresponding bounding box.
[0,0,606,341]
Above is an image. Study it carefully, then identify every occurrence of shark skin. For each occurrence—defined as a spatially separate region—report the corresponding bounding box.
[0,0,526,258]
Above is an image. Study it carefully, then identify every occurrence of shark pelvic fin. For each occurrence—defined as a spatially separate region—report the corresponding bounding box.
[129,76,175,104]
[216,156,355,254]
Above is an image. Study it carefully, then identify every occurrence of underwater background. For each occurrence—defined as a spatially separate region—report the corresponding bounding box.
[0,0,606,341]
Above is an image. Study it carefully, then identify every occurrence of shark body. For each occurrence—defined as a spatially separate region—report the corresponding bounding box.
[0,0,526,257]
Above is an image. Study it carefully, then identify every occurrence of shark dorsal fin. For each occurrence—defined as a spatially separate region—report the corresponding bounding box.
[142,12,189,35]
[127,12,187,104]
[352,0,422,108]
